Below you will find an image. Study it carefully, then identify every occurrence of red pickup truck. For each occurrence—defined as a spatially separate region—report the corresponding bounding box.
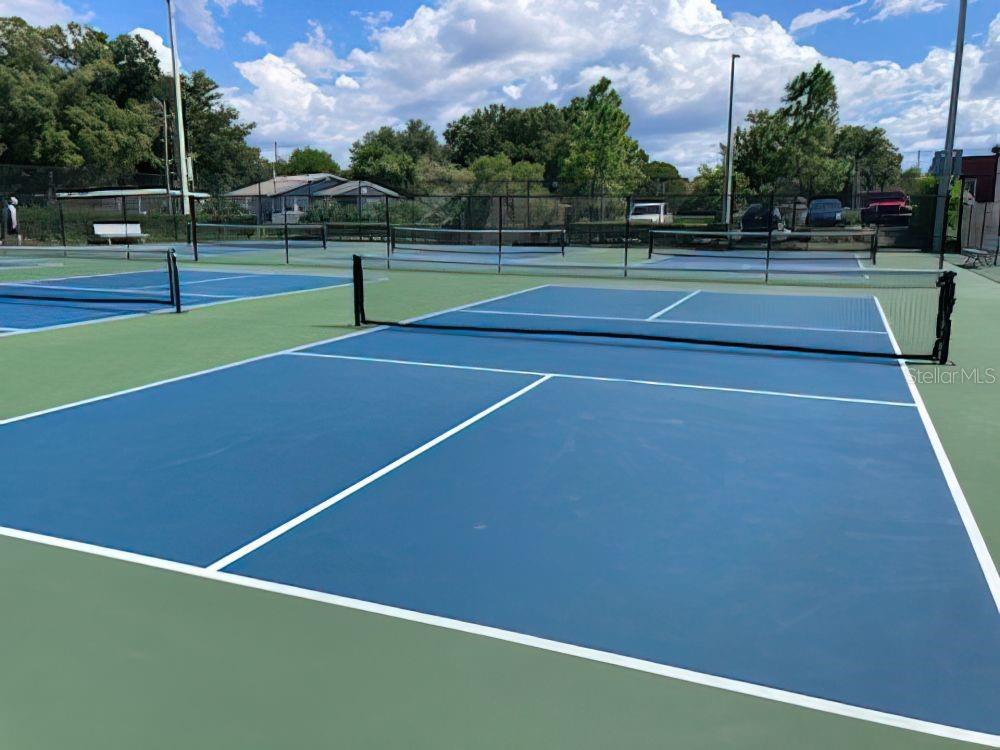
[860,191,913,226]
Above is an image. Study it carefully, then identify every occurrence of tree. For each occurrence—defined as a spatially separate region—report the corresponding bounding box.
[280,146,341,176]
[641,161,686,194]
[834,125,901,198]
[444,103,567,182]
[181,70,267,193]
[777,63,846,196]
[349,139,416,189]
[559,77,645,195]
[733,109,791,194]
[109,33,161,105]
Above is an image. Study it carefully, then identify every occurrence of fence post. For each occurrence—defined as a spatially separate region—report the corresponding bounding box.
[497,195,503,274]
[58,201,67,250]
[189,195,200,261]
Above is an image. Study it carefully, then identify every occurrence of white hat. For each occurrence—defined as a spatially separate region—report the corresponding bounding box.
[9,197,17,205]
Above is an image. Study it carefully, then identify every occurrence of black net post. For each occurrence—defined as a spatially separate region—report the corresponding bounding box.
[58,201,67,249]
[168,249,182,313]
[624,195,633,276]
[352,254,365,326]
[122,193,131,259]
[497,195,503,274]
[384,194,391,261]
[934,271,957,364]
[189,195,200,261]
[283,198,290,264]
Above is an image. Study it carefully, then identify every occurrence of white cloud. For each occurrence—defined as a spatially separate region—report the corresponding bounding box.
[868,0,945,22]
[173,0,262,48]
[130,28,175,74]
[336,75,361,89]
[243,31,266,46]
[4,0,91,24]
[790,1,866,33]
[352,10,394,28]
[222,0,1000,175]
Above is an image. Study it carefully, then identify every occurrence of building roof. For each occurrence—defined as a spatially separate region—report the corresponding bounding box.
[225,173,348,198]
[312,180,401,198]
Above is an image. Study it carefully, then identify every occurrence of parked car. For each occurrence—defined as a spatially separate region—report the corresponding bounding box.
[860,192,912,226]
[807,198,845,227]
[740,203,784,232]
[629,202,673,225]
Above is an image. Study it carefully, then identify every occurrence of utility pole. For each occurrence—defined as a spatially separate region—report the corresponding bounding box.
[932,0,967,254]
[723,53,740,227]
[165,0,191,214]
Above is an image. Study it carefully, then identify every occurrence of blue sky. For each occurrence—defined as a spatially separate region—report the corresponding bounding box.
[8,0,1000,175]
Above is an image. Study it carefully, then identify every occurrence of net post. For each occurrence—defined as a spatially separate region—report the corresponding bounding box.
[122,193,131,260]
[384,194,391,262]
[560,227,566,257]
[168,249,182,313]
[283,202,290,264]
[321,222,328,249]
[189,195,200,261]
[871,228,879,266]
[624,195,632,275]
[352,254,365,326]
[934,270,957,364]
[497,195,503,274]
[58,201,67,250]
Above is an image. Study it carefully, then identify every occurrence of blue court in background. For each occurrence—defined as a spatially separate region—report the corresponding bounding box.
[0,268,350,332]
[1,283,997,740]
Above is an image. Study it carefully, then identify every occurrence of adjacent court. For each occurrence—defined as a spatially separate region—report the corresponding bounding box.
[0,283,997,744]
[0,268,350,332]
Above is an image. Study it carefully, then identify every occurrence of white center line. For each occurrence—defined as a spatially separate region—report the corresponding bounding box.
[206,374,553,571]
[646,290,701,320]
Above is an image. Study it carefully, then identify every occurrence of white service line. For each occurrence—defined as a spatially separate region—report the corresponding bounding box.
[457,307,888,336]
[646,290,701,320]
[874,299,1000,614]
[0,522,995,747]
[206,375,553,571]
[289,351,916,408]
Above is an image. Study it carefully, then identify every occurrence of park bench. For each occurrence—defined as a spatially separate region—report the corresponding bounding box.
[92,222,149,244]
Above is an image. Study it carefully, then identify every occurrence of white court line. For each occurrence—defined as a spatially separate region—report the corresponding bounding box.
[874,299,1000,614]
[457,308,888,336]
[646,290,701,320]
[289,351,916,408]
[0,523,995,747]
[206,375,553,571]
[133,273,262,289]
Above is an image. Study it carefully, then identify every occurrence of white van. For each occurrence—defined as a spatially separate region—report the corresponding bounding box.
[629,202,673,225]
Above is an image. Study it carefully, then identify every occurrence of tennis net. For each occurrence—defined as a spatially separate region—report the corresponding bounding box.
[391,226,566,255]
[191,223,327,254]
[351,255,956,363]
[649,229,878,264]
[0,249,181,311]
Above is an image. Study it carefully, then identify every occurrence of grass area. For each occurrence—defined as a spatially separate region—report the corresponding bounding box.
[0,253,996,748]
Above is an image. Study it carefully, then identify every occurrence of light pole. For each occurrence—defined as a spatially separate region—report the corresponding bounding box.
[723,53,740,227]
[932,0,967,256]
[165,0,191,215]
[153,96,174,217]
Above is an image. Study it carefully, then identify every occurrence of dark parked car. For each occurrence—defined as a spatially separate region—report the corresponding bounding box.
[807,198,844,227]
[740,204,784,232]
[861,191,913,226]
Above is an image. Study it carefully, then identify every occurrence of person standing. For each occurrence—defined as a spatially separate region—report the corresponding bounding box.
[3,196,20,245]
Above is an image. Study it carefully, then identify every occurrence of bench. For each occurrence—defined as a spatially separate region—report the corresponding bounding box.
[92,223,149,244]
[960,245,997,268]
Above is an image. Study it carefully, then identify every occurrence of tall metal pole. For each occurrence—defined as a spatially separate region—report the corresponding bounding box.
[165,0,191,215]
[154,97,174,217]
[932,0,967,255]
[723,53,740,227]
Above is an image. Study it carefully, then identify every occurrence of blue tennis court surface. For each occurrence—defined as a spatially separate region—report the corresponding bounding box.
[0,269,350,332]
[1,284,997,742]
